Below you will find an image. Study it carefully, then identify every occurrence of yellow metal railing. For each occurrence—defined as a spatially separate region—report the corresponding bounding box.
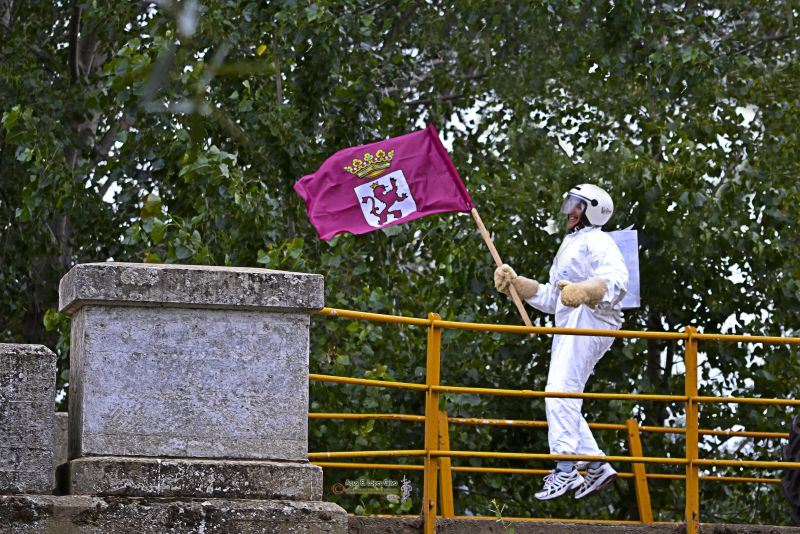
[308,307,800,534]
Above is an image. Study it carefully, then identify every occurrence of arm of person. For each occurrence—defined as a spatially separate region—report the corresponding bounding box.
[586,232,628,307]
[525,280,558,314]
[558,233,628,308]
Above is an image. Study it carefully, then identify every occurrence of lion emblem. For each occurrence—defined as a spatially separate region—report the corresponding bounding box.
[354,170,418,228]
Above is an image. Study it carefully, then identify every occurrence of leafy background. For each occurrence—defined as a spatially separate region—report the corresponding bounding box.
[1,0,799,524]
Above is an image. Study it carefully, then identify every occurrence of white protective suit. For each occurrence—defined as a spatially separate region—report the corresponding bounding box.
[525,226,628,457]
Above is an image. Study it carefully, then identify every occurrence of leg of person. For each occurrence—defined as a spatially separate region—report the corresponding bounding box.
[539,308,619,500]
[535,331,593,500]
[574,332,615,460]
[536,399,585,500]
[574,331,619,499]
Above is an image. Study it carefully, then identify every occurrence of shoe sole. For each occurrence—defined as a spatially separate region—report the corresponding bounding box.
[575,473,617,500]
[535,477,584,501]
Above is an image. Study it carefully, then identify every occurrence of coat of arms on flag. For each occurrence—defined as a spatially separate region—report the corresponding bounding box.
[294,125,472,240]
[354,170,418,228]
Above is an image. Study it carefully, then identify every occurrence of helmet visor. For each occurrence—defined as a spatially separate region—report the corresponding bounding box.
[559,194,586,215]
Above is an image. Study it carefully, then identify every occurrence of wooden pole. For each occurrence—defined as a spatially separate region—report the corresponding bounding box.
[470,208,533,327]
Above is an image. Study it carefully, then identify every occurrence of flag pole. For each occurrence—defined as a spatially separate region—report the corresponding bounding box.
[470,208,533,327]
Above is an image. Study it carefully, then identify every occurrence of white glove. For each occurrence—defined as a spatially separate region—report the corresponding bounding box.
[557,278,607,307]
[494,264,539,300]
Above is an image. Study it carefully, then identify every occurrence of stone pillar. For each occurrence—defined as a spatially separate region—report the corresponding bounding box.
[0,344,56,494]
[57,262,346,531]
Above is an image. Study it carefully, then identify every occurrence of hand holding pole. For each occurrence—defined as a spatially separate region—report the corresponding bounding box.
[470,208,533,327]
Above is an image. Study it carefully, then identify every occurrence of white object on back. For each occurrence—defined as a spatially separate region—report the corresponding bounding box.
[607,228,640,309]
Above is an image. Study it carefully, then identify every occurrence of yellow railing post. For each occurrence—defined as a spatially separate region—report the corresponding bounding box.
[684,326,700,534]
[437,410,455,517]
[423,312,442,534]
[625,418,653,523]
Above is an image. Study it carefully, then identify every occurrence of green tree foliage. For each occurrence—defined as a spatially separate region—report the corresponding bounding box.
[1,0,799,525]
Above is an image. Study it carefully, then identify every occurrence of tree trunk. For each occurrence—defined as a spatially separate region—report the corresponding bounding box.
[0,0,12,29]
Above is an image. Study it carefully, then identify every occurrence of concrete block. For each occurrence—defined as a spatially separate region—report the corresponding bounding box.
[66,306,309,460]
[0,495,348,533]
[58,262,323,462]
[0,344,56,494]
[53,413,68,470]
[59,262,324,314]
[53,412,69,493]
[69,457,323,500]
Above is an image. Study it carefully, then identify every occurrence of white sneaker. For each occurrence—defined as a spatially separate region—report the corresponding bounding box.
[574,463,617,499]
[534,469,584,500]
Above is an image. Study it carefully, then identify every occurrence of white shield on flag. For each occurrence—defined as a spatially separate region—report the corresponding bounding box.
[354,170,418,228]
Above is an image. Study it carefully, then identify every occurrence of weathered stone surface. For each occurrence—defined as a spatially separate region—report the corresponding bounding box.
[0,495,348,533]
[59,262,324,314]
[70,457,323,500]
[2,496,798,533]
[59,263,322,462]
[67,305,310,460]
[53,412,69,493]
[53,413,68,469]
[0,344,56,494]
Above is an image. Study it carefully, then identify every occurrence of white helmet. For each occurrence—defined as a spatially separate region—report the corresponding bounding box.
[559,184,614,226]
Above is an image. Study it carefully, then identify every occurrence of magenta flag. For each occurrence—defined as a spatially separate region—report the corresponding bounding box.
[294,125,474,240]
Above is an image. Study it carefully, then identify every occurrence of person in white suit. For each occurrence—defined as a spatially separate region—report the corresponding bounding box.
[495,184,628,500]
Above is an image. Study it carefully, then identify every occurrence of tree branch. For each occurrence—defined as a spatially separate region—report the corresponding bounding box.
[272,27,283,105]
[0,0,12,29]
[733,34,791,56]
[360,0,394,15]
[93,114,136,162]
[405,92,467,106]
[385,72,488,96]
[662,339,675,388]
[68,1,82,83]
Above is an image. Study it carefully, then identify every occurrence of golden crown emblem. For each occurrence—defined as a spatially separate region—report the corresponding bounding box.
[344,149,395,179]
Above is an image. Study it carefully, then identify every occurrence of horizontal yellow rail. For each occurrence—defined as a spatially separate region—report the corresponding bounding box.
[448,418,788,439]
[309,375,687,402]
[310,449,687,465]
[693,332,800,345]
[309,412,425,422]
[431,450,688,465]
[309,450,426,460]
[309,413,789,440]
[695,395,800,406]
[641,426,789,439]
[695,458,800,469]
[309,373,428,391]
[311,462,782,485]
[314,461,424,471]
[448,416,549,428]
[319,307,430,326]
[432,318,686,340]
[700,475,781,484]
[432,384,686,402]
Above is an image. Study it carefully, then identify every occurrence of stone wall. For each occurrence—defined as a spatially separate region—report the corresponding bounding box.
[0,262,347,533]
[0,344,55,495]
